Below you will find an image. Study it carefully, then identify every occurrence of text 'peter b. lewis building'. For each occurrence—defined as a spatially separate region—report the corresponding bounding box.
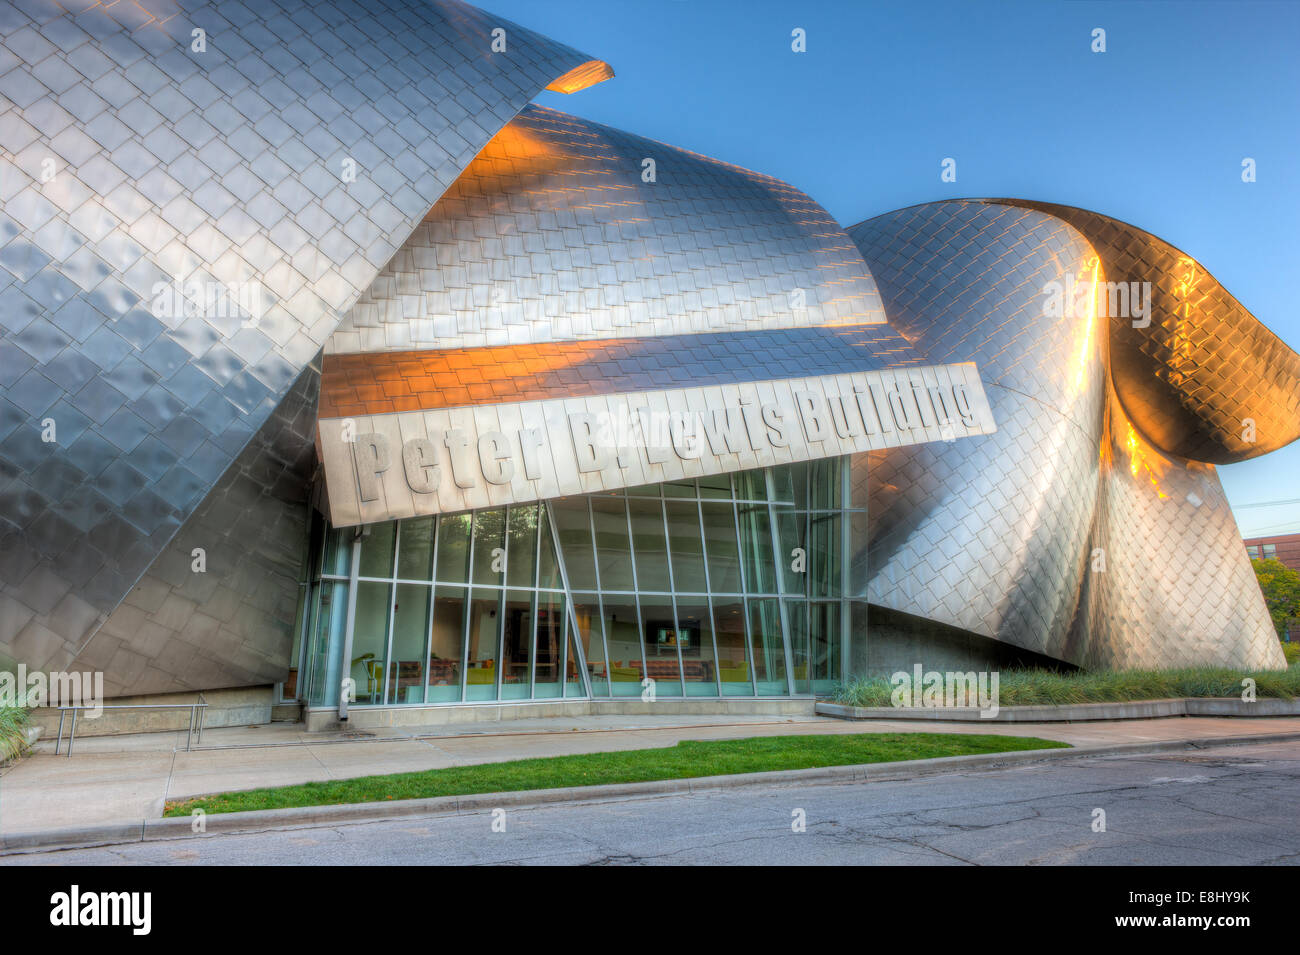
[1,0,1296,730]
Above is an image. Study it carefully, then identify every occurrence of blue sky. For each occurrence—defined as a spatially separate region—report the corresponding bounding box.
[488,0,1300,537]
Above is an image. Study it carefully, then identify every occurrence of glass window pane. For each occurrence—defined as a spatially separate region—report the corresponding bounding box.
[471,508,506,586]
[849,454,869,509]
[810,458,839,509]
[500,590,534,699]
[847,509,869,597]
[564,618,586,698]
[777,510,806,595]
[734,469,767,501]
[349,581,392,703]
[428,586,465,702]
[389,583,430,703]
[322,526,351,576]
[573,596,607,697]
[639,593,682,697]
[665,501,706,594]
[603,598,642,697]
[551,498,598,589]
[592,498,635,591]
[810,601,841,693]
[712,598,751,695]
[396,517,434,580]
[769,464,795,505]
[628,497,671,591]
[285,584,307,700]
[533,590,566,698]
[697,473,730,499]
[435,512,472,583]
[747,597,788,695]
[537,504,561,591]
[465,588,500,701]
[675,600,718,696]
[738,502,776,593]
[701,502,742,593]
[663,479,694,498]
[791,461,809,511]
[305,580,348,706]
[505,504,538,587]
[787,599,811,695]
[358,522,395,578]
[810,512,841,598]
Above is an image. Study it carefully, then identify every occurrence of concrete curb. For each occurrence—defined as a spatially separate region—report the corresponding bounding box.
[815,697,1300,722]
[4,729,1300,855]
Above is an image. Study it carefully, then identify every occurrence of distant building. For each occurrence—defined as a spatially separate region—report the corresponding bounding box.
[1244,532,1300,571]
[1245,533,1300,640]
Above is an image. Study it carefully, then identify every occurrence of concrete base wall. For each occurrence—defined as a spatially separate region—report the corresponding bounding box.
[852,604,1074,677]
[305,697,816,732]
[817,697,1300,722]
[28,685,275,738]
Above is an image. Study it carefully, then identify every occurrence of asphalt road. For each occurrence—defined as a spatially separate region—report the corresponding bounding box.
[6,741,1299,865]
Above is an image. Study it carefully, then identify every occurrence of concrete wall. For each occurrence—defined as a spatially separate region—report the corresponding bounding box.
[28,685,275,739]
[851,604,1073,678]
[306,698,816,732]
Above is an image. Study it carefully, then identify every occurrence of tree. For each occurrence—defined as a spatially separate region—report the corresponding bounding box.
[1252,558,1300,640]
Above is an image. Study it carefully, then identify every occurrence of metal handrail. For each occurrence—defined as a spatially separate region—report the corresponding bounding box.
[54,696,208,757]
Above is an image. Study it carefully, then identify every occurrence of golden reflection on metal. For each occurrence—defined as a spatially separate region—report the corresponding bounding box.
[545,59,615,93]
[1071,254,1101,397]
[1168,254,1201,393]
[1123,422,1169,500]
[989,200,1300,464]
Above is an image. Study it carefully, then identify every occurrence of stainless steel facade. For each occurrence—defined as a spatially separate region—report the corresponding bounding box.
[847,200,1291,671]
[326,104,887,353]
[2,2,1294,700]
[0,0,610,692]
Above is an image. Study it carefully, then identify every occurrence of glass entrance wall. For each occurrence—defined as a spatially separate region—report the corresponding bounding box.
[772,458,852,694]
[556,459,857,698]
[309,502,584,706]
[302,458,860,707]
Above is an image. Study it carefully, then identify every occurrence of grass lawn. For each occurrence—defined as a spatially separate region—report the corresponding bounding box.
[833,665,1300,709]
[164,732,1067,817]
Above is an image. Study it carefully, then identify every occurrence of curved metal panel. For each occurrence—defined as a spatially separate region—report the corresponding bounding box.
[327,104,886,354]
[71,359,321,696]
[992,200,1300,464]
[847,199,1289,671]
[848,202,1106,659]
[1068,396,1282,670]
[0,0,608,682]
[862,384,1102,658]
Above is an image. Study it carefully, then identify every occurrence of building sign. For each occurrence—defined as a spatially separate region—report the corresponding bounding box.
[318,363,995,526]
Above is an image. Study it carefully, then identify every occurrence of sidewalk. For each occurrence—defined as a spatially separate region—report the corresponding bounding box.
[4,712,1300,837]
